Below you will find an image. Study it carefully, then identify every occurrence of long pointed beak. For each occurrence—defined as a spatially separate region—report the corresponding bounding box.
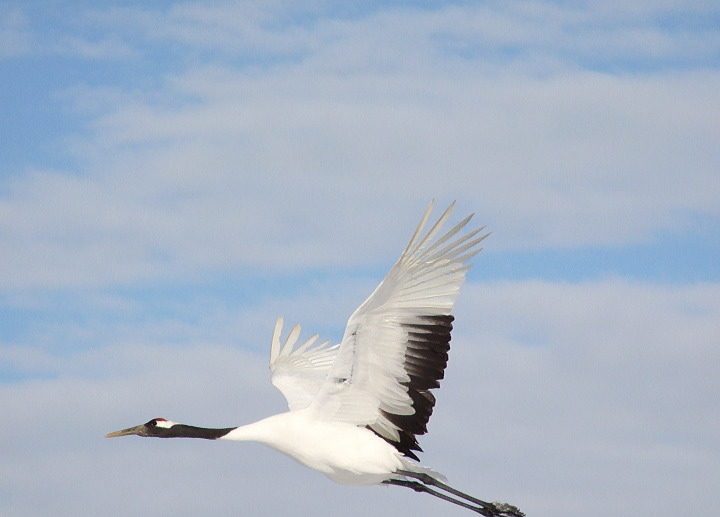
[105,424,145,438]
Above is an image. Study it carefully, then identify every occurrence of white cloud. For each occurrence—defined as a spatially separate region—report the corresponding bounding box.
[0,7,32,58]
[2,60,718,289]
[442,279,720,516]
[1,279,718,516]
[2,4,719,515]
[51,35,137,59]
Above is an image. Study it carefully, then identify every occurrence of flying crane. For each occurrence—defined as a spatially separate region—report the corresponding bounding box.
[106,201,524,517]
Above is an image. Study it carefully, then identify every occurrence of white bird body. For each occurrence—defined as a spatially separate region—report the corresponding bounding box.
[222,410,406,485]
[106,201,524,516]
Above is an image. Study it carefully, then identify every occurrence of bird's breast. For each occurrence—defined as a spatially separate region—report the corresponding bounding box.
[226,411,403,485]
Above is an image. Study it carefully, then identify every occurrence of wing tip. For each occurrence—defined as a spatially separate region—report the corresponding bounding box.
[270,316,284,363]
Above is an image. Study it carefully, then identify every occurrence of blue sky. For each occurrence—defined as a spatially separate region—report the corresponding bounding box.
[1,2,719,517]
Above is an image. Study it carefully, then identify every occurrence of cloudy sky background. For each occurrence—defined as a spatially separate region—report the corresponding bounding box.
[1,1,719,516]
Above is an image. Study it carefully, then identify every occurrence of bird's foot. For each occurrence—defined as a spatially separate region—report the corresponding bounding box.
[491,501,525,517]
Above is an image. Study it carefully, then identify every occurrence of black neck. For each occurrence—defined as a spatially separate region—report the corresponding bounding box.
[162,424,236,439]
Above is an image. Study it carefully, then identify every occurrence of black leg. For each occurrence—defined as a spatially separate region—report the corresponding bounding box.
[383,478,495,516]
[392,470,525,517]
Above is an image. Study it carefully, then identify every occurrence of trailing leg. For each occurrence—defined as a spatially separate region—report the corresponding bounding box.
[394,470,525,517]
[383,478,495,516]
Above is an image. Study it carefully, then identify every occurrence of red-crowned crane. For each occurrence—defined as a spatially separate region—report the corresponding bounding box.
[106,201,524,517]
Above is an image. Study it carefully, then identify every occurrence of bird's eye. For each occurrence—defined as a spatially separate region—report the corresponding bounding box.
[146,419,158,427]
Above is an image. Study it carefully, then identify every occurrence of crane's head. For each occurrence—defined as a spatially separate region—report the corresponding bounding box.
[105,418,175,438]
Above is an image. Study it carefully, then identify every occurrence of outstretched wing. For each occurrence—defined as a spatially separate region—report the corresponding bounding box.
[307,200,488,460]
[269,317,338,411]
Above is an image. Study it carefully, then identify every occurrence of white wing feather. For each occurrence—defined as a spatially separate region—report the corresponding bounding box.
[269,317,338,411]
[307,200,488,444]
[266,200,487,455]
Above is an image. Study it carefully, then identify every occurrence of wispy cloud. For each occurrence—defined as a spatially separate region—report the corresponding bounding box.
[2,278,718,516]
[0,7,32,58]
[1,2,718,517]
[3,65,718,289]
